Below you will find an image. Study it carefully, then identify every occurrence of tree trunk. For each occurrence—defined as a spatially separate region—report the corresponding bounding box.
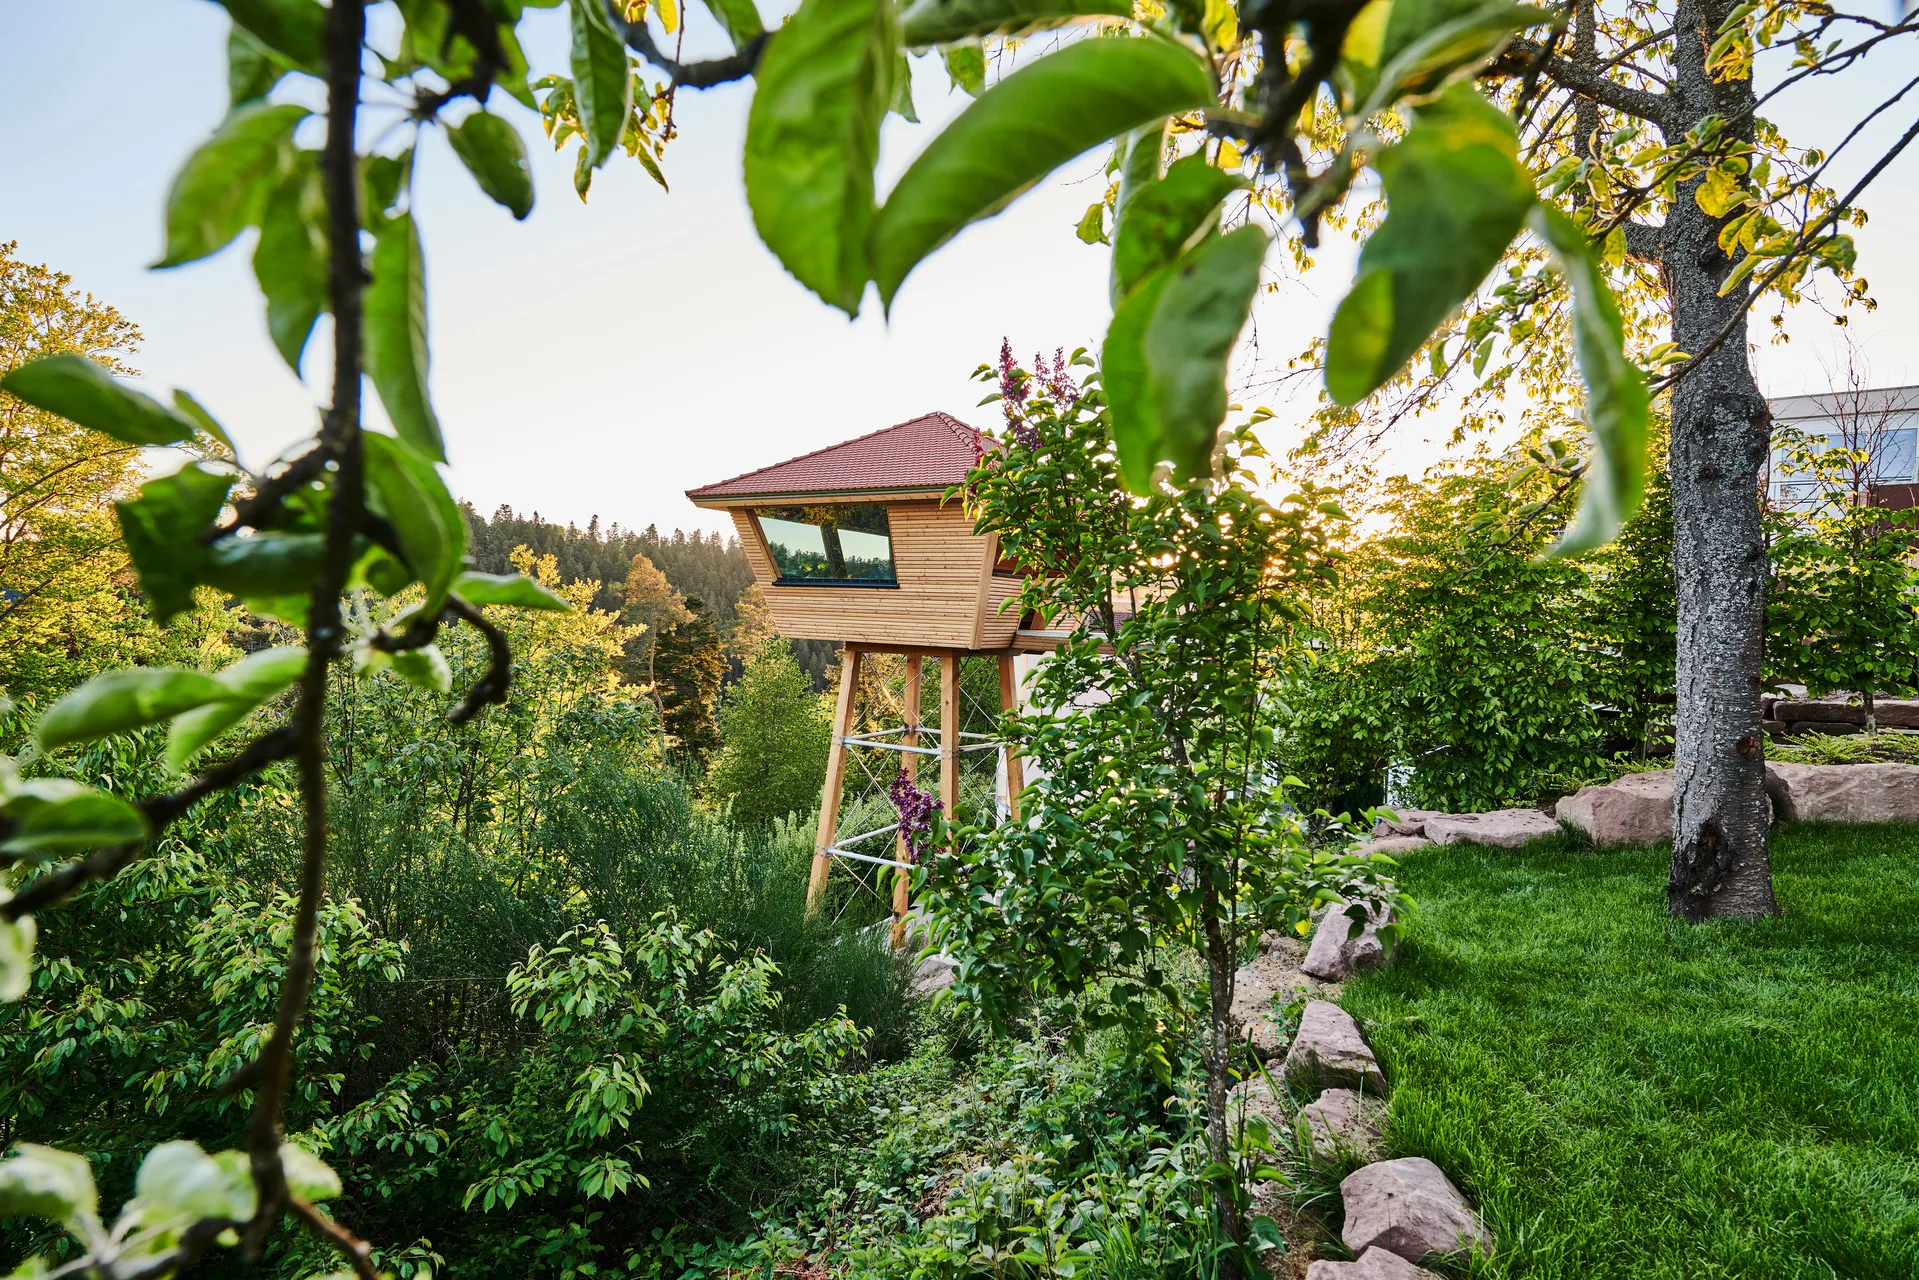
[1200,874,1243,1280]
[1865,688,1877,737]
[1663,0,1778,919]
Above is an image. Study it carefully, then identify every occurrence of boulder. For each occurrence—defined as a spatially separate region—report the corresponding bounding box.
[1423,809,1559,848]
[1298,1087,1385,1163]
[1765,761,1919,823]
[1305,1248,1443,1280]
[1302,902,1393,982]
[1340,1158,1493,1262]
[1356,836,1431,855]
[1283,1001,1388,1095]
[1554,770,1673,847]
[1371,809,1441,838]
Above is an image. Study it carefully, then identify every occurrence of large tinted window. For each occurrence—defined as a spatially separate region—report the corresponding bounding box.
[755,504,897,585]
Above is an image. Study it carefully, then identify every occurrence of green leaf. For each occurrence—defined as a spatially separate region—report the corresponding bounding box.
[1325,84,1534,406]
[1143,223,1268,481]
[448,111,535,220]
[0,1145,96,1222]
[228,25,292,106]
[900,0,1128,46]
[253,156,329,373]
[362,153,409,235]
[1110,151,1248,304]
[744,0,897,316]
[155,101,308,269]
[873,36,1213,308]
[131,1142,255,1227]
[365,213,446,462]
[1102,264,1176,493]
[570,0,633,170]
[279,1143,341,1203]
[1115,118,1169,216]
[363,432,466,611]
[1075,202,1107,244]
[35,668,232,751]
[0,912,34,1003]
[1,355,198,447]
[941,41,986,95]
[115,463,235,624]
[1532,205,1651,558]
[0,781,149,858]
[389,645,453,695]
[891,52,920,123]
[219,0,328,71]
[166,646,308,771]
[701,0,766,46]
[1104,224,1268,491]
[454,571,575,612]
[171,390,239,458]
[1367,0,1548,107]
[199,532,326,606]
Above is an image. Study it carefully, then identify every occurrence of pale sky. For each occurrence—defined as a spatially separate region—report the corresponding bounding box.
[5,3,1917,538]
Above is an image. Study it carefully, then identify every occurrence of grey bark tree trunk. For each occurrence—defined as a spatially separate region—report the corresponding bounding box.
[1662,0,1778,919]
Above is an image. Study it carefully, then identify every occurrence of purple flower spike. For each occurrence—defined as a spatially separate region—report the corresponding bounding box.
[888,768,945,863]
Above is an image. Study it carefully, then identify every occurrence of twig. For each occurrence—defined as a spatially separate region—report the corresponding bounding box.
[446,594,513,725]
[603,0,767,88]
[1649,112,1919,397]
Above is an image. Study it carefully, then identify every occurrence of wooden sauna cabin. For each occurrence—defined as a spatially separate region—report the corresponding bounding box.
[687,411,1033,931]
[686,411,1022,649]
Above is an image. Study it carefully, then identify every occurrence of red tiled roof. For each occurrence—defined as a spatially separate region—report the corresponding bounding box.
[687,412,987,501]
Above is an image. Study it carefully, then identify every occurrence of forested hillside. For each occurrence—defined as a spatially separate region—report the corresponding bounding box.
[461,505,751,620]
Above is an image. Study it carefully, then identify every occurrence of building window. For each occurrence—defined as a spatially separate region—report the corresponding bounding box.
[1771,422,1919,508]
[754,504,898,586]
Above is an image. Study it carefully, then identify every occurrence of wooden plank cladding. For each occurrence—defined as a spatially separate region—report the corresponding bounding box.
[723,500,1002,649]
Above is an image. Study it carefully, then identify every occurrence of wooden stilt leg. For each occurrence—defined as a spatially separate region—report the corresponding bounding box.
[998,654,1024,822]
[940,653,960,841]
[891,655,923,949]
[807,647,862,917]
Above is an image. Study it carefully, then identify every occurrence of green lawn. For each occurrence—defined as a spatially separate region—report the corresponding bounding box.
[1339,824,1919,1280]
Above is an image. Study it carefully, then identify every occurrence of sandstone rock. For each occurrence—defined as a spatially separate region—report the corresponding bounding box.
[1554,770,1673,847]
[1874,699,1919,729]
[1283,1001,1387,1095]
[1340,1158,1493,1262]
[910,953,956,996]
[1774,694,1865,725]
[1765,761,1919,823]
[1371,809,1441,838]
[1302,902,1392,982]
[1423,808,1559,848]
[1305,1248,1443,1280]
[1298,1087,1385,1163]
[1356,836,1431,855]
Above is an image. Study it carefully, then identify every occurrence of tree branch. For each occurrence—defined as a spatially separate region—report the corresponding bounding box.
[1503,38,1670,124]
[0,726,301,920]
